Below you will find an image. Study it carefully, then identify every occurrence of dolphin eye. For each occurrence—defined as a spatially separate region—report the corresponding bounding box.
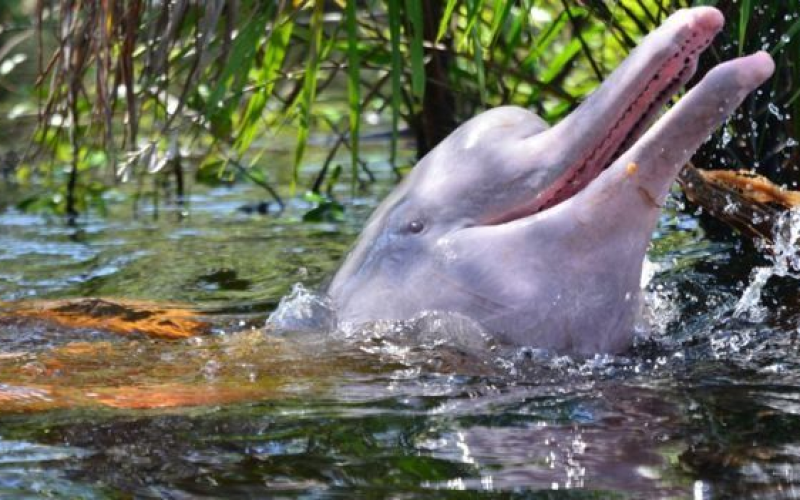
[407,220,425,234]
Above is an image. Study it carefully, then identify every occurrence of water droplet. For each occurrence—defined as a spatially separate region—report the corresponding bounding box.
[721,127,732,147]
[734,209,800,319]
[769,103,784,120]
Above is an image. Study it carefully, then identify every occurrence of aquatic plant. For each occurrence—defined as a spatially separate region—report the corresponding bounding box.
[0,1,796,220]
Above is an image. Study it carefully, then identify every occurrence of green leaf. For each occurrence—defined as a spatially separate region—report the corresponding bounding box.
[387,0,403,166]
[206,12,269,137]
[235,15,295,155]
[540,38,583,84]
[470,1,487,106]
[459,0,484,51]
[522,11,569,69]
[738,0,751,56]
[302,191,345,222]
[195,159,230,186]
[345,0,361,191]
[293,0,325,190]
[488,0,515,48]
[324,164,343,195]
[436,0,459,43]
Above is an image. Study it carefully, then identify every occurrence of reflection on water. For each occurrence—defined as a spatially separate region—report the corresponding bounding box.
[1,182,800,498]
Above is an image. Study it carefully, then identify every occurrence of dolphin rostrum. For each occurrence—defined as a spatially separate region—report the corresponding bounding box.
[327,7,775,354]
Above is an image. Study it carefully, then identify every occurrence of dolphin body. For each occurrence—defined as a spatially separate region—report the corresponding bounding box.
[327,7,775,354]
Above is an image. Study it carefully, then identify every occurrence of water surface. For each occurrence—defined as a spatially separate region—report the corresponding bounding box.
[1,176,799,499]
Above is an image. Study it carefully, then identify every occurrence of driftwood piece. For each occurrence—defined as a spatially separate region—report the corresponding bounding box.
[679,164,800,244]
[0,298,211,339]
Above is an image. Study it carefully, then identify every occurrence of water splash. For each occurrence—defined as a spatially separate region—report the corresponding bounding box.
[734,208,800,320]
[642,283,680,337]
[721,126,732,147]
[266,283,336,332]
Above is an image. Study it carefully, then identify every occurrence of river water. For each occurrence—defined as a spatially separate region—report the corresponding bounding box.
[1,170,800,498]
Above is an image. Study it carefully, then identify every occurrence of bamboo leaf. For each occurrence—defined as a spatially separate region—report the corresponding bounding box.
[388,0,403,166]
[540,37,582,84]
[459,0,484,51]
[522,11,569,68]
[206,12,267,128]
[235,16,294,156]
[345,0,361,189]
[436,0,459,43]
[293,0,324,190]
[473,29,487,106]
[468,0,486,105]
[488,0,515,48]
[738,0,751,56]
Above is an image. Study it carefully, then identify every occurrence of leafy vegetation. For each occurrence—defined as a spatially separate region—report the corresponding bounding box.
[0,0,796,219]
[690,0,800,186]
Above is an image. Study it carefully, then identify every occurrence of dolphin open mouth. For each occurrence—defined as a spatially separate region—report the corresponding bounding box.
[484,8,724,226]
[327,4,774,354]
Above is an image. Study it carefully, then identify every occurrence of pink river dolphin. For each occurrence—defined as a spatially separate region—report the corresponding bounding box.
[327,7,775,354]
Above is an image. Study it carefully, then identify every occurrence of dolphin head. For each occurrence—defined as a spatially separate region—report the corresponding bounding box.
[328,7,774,354]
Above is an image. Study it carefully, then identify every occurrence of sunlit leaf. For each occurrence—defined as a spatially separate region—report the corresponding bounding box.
[436,0,459,43]
[235,13,294,155]
[293,0,325,190]
[540,38,583,84]
[488,0,515,48]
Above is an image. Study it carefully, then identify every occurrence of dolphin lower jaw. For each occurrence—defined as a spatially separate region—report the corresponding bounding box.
[481,10,722,229]
[608,52,776,209]
[327,7,774,355]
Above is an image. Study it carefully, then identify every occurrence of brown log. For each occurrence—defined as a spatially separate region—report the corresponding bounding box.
[679,164,800,244]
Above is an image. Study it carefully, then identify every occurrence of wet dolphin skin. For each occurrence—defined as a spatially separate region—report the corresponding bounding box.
[329,8,775,354]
